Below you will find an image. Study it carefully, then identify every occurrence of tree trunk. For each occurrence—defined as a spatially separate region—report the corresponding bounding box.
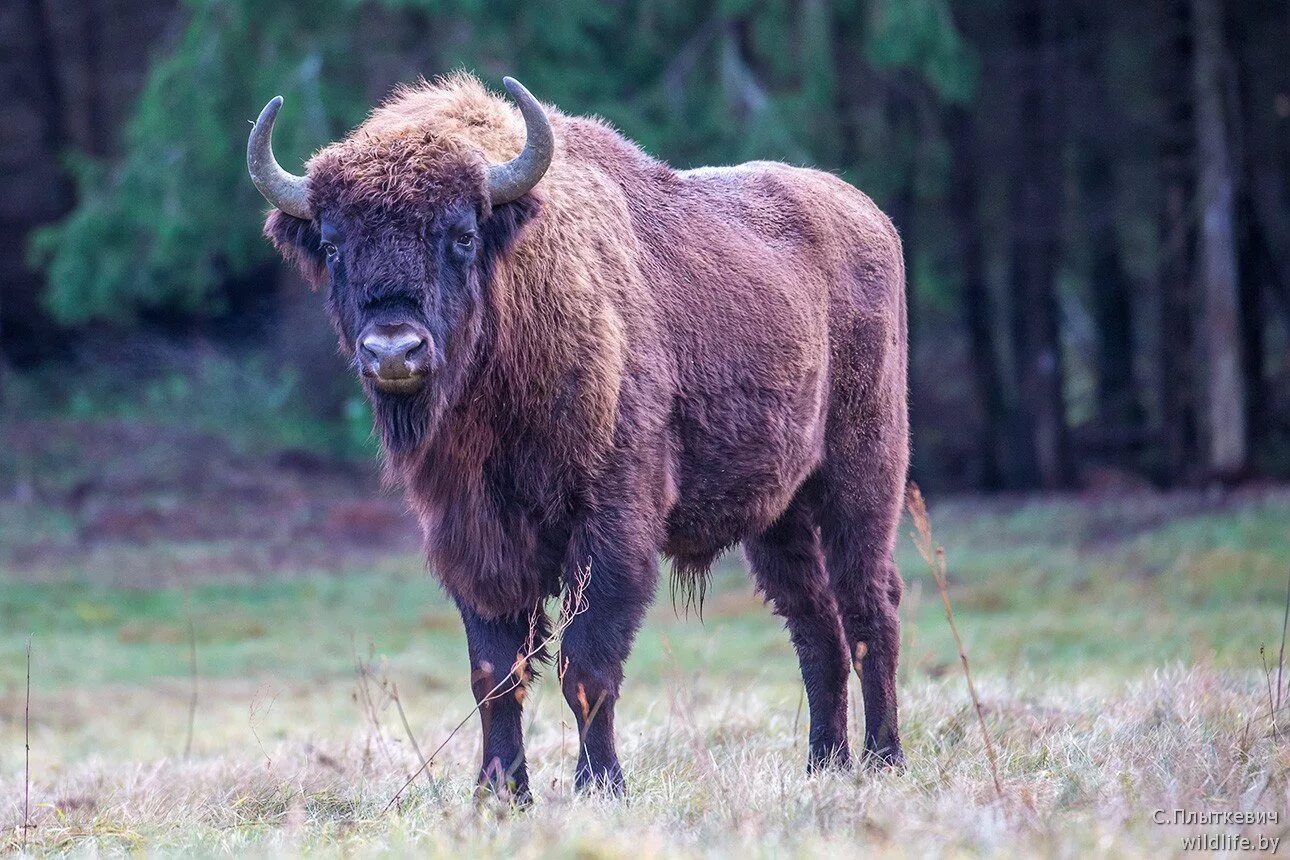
[948,106,1006,489]
[0,0,74,365]
[1229,3,1290,464]
[1237,194,1266,461]
[1071,0,1141,455]
[1087,155,1137,437]
[1191,0,1246,477]
[1008,0,1072,489]
[1154,0,1197,484]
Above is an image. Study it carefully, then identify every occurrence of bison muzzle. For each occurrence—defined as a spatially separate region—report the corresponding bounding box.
[249,74,909,800]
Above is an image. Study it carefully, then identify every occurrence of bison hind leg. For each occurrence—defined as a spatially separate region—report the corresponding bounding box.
[745,490,852,771]
[818,435,907,768]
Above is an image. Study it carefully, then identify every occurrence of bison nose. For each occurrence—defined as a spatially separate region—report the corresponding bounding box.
[358,323,430,387]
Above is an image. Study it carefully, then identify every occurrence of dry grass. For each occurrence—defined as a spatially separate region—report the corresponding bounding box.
[1,668,1286,856]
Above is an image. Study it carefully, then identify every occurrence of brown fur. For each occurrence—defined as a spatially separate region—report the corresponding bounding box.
[263,73,909,793]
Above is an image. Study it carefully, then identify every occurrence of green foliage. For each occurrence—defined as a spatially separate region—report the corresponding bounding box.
[865,0,977,102]
[30,0,976,325]
[7,347,378,460]
[31,0,377,323]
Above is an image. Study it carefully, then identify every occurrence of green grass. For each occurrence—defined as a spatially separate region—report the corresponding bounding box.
[2,492,1289,855]
[5,493,1287,690]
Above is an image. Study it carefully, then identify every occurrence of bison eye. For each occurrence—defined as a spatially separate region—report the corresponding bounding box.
[321,241,338,262]
[455,231,475,249]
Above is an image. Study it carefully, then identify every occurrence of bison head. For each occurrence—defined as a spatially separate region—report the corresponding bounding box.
[248,77,551,454]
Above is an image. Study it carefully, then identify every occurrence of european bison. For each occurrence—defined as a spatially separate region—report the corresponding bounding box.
[248,74,908,799]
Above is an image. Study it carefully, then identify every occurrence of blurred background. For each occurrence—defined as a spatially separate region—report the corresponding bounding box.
[2,0,1288,492]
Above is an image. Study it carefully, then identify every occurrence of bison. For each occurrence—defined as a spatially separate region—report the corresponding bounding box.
[248,74,908,799]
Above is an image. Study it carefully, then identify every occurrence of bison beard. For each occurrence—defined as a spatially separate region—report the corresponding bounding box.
[256,73,909,800]
[370,386,433,455]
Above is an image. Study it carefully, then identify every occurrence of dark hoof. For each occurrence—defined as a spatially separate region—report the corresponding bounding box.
[807,744,853,773]
[574,765,627,797]
[860,746,906,771]
[476,761,532,807]
[474,780,533,808]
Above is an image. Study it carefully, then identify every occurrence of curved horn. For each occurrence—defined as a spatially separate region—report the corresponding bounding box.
[247,96,313,220]
[485,77,554,206]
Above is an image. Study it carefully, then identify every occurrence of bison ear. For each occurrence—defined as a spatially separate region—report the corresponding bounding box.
[478,194,541,282]
[265,210,326,289]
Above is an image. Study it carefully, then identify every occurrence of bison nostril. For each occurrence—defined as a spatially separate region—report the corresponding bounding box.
[358,325,431,380]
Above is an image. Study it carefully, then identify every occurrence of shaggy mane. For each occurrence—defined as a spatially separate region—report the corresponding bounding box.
[305,73,539,222]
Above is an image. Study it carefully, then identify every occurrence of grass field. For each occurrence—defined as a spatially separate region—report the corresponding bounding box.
[2,423,1290,855]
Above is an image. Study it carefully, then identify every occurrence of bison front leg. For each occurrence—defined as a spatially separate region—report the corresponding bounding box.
[558,520,657,795]
[458,601,548,803]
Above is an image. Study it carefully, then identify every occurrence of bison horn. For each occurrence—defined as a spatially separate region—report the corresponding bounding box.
[247,96,314,220]
[486,77,554,206]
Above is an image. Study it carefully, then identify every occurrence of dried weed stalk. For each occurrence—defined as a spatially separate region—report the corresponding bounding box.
[1277,566,1290,711]
[906,483,1004,801]
[22,635,32,850]
[184,590,198,759]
